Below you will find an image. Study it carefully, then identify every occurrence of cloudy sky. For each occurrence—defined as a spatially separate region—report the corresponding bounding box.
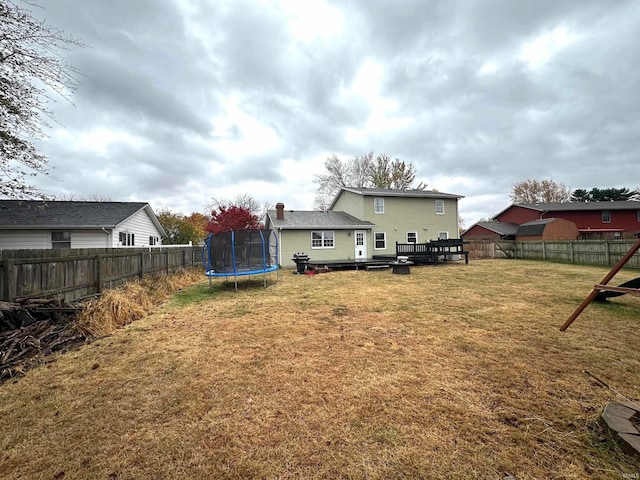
[29,0,640,226]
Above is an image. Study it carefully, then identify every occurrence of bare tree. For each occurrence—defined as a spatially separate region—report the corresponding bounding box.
[314,152,427,209]
[510,179,571,204]
[1,0,85,199]
[208,194,272,224]
[55,193,112,201]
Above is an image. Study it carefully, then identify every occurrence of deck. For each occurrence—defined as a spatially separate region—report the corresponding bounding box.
[306,259,392,271]
[394,239,470,265]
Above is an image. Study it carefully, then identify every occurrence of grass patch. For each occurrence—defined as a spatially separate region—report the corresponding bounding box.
[168,282,219,307]
[1,260,639,479]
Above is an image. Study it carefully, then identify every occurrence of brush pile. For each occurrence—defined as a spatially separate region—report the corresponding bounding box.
[0,268,203,384]
[0,299,86,383]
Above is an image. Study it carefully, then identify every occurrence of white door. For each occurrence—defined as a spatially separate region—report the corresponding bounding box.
[354,230,367,260]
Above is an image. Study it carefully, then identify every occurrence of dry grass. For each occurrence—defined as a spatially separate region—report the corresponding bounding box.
[76,268,202,337]
[1,260,639,479]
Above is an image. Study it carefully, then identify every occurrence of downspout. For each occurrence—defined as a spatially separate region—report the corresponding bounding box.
[101,227,111,247]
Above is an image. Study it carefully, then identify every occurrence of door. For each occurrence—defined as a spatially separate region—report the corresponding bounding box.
[354,230,367,260]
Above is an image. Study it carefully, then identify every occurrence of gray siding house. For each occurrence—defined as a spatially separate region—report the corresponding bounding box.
[0,200,166,250]
[266,187,463,267]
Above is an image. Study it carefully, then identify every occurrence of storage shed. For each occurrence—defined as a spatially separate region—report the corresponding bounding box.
[515,218,579,241]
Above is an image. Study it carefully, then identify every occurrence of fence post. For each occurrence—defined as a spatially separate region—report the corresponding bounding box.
[569,241,574,263]
[166,250,170,274]
[139,252,145,279]
[4,259,15,302]
[542,241,546,261]
[96,254,103,294]
[605,242,610,265]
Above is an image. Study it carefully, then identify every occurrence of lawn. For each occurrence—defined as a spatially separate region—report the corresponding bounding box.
[1,260,639,479]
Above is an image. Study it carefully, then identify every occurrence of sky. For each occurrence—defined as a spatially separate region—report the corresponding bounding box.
[27,0,640,227]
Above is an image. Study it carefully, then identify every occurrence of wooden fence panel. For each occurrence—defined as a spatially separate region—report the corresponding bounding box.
[495,240,640,269]
[0,246,203,302]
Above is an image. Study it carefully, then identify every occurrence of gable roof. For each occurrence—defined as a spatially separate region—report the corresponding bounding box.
[465,221,518,236]
[329,187,463,209]
[267,210,375,230]
[494,200,640,219]
[0,200,166,235]
[516,218,558,237]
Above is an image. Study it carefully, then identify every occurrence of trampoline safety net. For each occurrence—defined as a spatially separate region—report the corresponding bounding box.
[203,229,278,276]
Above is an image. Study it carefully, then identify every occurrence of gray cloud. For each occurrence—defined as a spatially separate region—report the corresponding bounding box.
[22,0,640,224]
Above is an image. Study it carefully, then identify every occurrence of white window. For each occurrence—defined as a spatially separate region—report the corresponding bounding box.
[149,236,159,246]
[438,231,449,240]
[374,197,384,214]
[602,210,611,223]
[435,199,445,215]
[407,232,418,243]
[311,231,334,249]
[51,231,71,249]
[119,232,135,246]
[374,232,386,249]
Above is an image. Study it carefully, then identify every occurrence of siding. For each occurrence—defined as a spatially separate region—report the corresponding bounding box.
[278,229,354,267]
[332,191,365,219]
[116,208,163,247]
[495,206,540,224]
[0,230,50,250]
[360,196,459,253]
[71,229,110,249]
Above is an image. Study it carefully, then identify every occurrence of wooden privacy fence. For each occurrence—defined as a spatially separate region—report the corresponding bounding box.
[0,246,203,302]
[494,240,640,268]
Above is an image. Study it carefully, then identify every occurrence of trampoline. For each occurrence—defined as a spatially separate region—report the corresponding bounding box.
[202,229,279,289]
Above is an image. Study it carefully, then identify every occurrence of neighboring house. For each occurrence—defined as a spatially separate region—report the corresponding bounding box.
[464,201,640,241]
[461,221,518,242]
[265,187,464,267]
[0,200,166,250]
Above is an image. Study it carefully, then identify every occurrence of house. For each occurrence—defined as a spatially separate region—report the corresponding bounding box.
[265,187,464,267]
[463,201,640,242]
[461,221,518,242]
[0,200,166,250]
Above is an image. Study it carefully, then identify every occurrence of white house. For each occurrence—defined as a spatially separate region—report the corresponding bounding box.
[0,200,166,250]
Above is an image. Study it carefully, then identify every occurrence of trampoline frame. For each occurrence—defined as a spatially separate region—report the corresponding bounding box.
[202,229,279,290]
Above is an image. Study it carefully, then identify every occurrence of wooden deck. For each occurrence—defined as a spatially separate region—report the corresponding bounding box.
[306,259,392,271]
[394,239,470,265]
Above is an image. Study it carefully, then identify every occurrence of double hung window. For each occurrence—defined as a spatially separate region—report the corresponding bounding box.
[311,231,334,248]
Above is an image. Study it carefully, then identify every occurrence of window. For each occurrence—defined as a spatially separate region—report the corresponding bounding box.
[149,236,159,246]
[311,231,334,248]
[637,210,640,222]
[119,232,135,246]
[51,231,71,249]
[602,210,611,223]
[407,232,417,243]
[374,197,384,214]
[435,200,445,215]
[374,232,386,249]
[438,231,449,240]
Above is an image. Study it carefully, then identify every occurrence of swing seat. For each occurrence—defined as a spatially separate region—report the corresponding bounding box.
[595,276,640,301]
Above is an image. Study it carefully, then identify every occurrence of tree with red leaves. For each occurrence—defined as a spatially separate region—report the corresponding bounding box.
[206,205,262,234]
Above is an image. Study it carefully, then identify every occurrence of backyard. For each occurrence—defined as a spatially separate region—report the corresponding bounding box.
[1,259,639,479]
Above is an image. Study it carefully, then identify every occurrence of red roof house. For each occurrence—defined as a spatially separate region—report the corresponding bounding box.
[464,201,640,241]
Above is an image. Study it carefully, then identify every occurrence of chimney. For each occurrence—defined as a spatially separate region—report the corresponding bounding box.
[276,202,284,220]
